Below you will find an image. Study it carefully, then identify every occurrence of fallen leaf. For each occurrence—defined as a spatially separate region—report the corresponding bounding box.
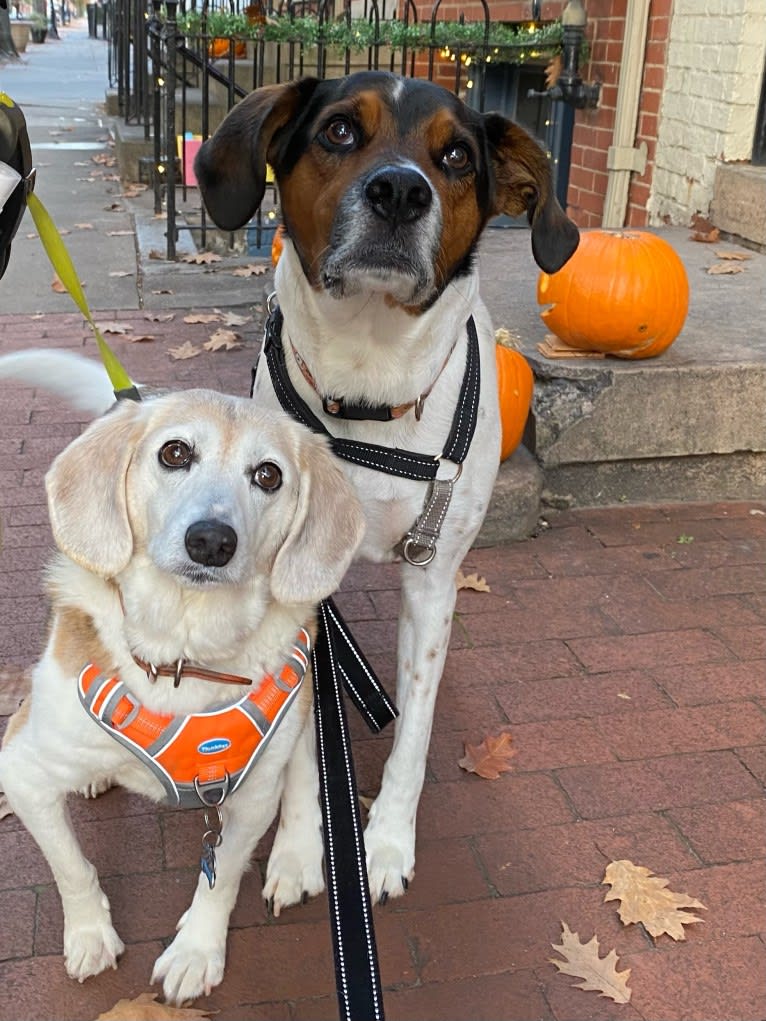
[145,312,175,322]
[108,270,133,278]
[106,230,135,237]
[549,921,631,1004]
[120,184,148,198]
[458,731,516,779]
[96,991,214,1020]
[96,321,132,335]
[0,666,31,716]
[129,334,156,344]
[231,263,268,277]
[91,153,116,166]
[26,232,38,239]
[713,249,752,260]
[74,222,94,230]
[182,251,222,265]
[707,262,745,275]
[149,249,166,261]
[204,328,243,352]
[168,341,202,361]
[603,860,706,940]
[152,288,174,295]
[183,312,222,325]
[456,569,491,592]
[58,228,70,236]
[221,311,251,327]
[104,202,124,211]
[51,274,68,293]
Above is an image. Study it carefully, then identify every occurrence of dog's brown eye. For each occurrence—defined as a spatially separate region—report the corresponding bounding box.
[442,143,471,172]
[159,439,193,469]
[323,117,356,149]
[252,461,282,492]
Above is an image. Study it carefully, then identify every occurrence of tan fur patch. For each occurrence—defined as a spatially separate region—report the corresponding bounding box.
[51,605,114,677]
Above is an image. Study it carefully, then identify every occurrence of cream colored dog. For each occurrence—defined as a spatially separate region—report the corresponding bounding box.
[0,386,364,1004]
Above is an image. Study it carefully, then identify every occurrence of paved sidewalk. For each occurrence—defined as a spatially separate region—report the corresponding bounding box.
[0,19,765,1021]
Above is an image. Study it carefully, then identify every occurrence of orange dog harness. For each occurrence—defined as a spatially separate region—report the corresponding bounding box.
[78,628,311,808]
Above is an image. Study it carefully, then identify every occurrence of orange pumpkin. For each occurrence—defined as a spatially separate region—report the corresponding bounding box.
[496,344,534,461]
[537,230,689,358]
[208,38,247,59]
[271,223,286,267]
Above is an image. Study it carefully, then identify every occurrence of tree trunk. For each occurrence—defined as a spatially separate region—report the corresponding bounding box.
[0,6,20,59]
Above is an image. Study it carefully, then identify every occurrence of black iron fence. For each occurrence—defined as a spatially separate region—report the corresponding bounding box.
[108,0,565,258]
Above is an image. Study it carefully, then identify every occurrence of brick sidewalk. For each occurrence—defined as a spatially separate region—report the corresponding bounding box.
[0,313,764,1020]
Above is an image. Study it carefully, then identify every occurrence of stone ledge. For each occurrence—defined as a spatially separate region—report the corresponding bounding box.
[711,163,766,250]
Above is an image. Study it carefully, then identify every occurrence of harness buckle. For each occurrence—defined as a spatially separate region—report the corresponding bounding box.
[194,771,230,808]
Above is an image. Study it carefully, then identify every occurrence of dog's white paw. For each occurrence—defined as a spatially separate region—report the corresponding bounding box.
[263,843,325,917]
[64,920,124,981]
[151,933,225,1005]
[364,821,414,905]
[78,777,113,799]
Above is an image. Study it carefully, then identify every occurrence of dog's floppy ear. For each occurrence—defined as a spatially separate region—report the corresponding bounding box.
[45,401,145,577]
[271,434,365,606]
[195,78,320,232]
[485,114,579,273]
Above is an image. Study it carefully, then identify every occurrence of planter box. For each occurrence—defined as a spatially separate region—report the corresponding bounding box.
[30,26,47,43]
[10,20,30,52]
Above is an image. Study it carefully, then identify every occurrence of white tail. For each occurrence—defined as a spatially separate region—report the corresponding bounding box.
[0,350,120,415]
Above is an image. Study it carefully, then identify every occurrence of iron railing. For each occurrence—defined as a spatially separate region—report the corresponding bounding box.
[110,0,565,258]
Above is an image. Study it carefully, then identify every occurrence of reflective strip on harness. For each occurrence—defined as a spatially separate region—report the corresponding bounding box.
[78,629,311,808]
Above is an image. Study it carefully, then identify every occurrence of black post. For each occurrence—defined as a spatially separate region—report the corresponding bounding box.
[150,0,162,215]
[164,0,178,260]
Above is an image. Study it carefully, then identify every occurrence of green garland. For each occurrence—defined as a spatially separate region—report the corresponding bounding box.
[175,11,564,59]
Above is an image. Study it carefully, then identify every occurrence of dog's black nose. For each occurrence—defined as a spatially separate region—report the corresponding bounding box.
[364,165,432,226]
[185,520,238,567]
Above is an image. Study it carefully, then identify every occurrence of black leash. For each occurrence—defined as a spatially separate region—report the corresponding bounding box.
[314,599,397,1021]
[258,304,481,480]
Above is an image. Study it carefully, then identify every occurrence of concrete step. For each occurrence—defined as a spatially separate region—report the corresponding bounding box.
[478,225,766,517]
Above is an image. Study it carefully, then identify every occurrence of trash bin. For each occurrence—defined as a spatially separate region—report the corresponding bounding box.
[86,2,97,36]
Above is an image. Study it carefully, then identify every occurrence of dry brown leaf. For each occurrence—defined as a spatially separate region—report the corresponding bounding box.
[707,262,745,275]
[456,569,491,592]
[231,263,268,277]
[152,287,174,295]
[603,860,706,940]
[96,991,214,1020]
[550,921,631,1004]
[51,274,67,293]
[0,666,31,716]
[458,731,516,779]
[183,313,222,325]
[129,334,156,344]
[221,311,251,327]
[109,270,133,278]
[690,226,720,243]
[182,251,222,265]
[145,312,175,322]
[120,184,148,198]
[149,249,166,261]
[104,202,124,211]
[168,341,202,361]
[106,230,135,237]
[74,222,94,230]
[204,328,243,352]
[713,249,752,260]
[96,321,132,335]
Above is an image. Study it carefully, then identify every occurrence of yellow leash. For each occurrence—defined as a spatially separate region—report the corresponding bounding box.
[26,191,140,400]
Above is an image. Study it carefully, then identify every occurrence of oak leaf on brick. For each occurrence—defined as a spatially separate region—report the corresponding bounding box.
[549,921,631,1004]
[456,569,491,592]
[458,730,516,779]
[603,859,706,940]
[96,991,213,1020]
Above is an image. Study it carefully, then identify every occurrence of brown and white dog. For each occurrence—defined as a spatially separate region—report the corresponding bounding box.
[195,71,579,906]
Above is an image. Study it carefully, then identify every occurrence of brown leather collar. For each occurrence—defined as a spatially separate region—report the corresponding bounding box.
[132,653,252,687]
[289,337,457,422]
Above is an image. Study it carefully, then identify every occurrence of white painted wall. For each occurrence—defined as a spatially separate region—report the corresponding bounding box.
[649,0,766,225]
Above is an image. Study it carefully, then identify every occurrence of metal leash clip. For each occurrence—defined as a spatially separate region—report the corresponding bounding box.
[401,464,463,566]
[194,773,230,889]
